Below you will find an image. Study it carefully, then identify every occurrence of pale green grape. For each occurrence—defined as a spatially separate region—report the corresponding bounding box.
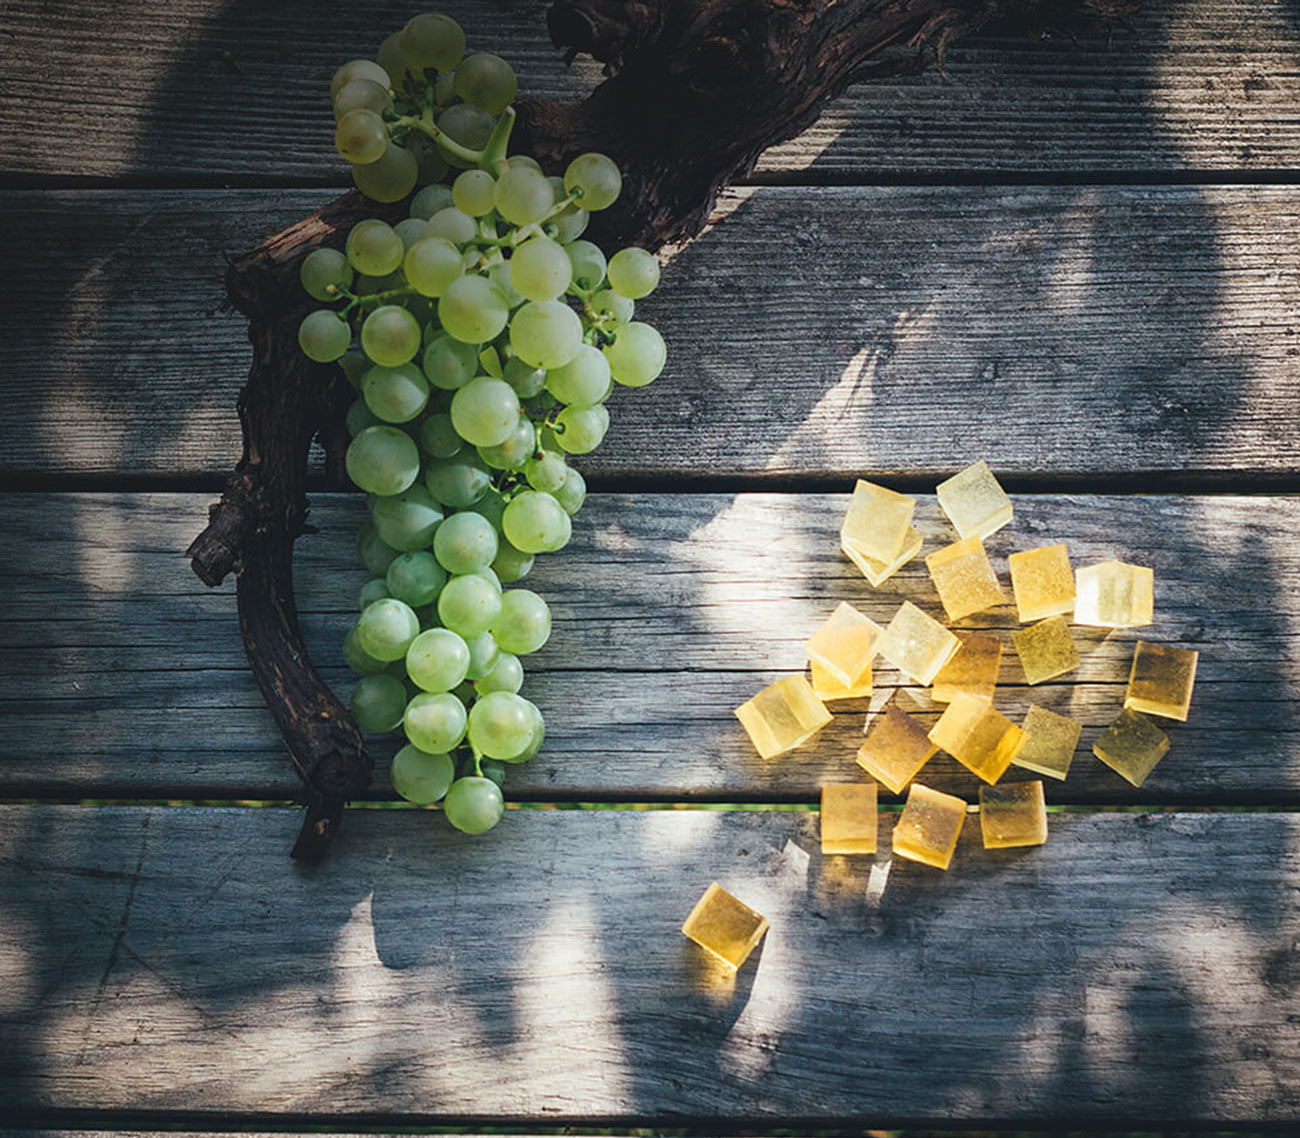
[422,333,478,389]
[300,247,353,301]
[346,425,420,496]
[404,691,468,752]
[477,565,502,592]
[465,487,507,530]
[426,453,491,508]
[477,414,534,471]
[443,776,504,834]
[335,108,388,165]
[550,206,589,244]
[361,304,421,366]
[391,744,455,805]
[509,237,571,302]
[467,691,535,760]
[564,152,621,211]
[501,490,568,554]
[590,288,634,326]
[406,627,470,692]
[376,33,412,87]
[437,103,494,153]
[509,300,582,368]
[353,142,419,202]
[493,166,553,226]
[351,673,407,732]
[357,521,400,576]
[607,246,659,299]
[363,362,429,422]
[370,484,443,550]
[410,183,455,220]
[331,58,391,100]
[346,218,404,276]
[486,262,524,309]
[420,412,462,458]
[298,310,351,362]
[393,217,429,250]
[490,538,534,582]
[355,269,404,294]
[564,240,606,291]
[508,155,543,173]
[555,403,609,454]
[400,12,466,71]
[425,206,477,246]
[386,550,446,606]
[553,466,586,515]
[453,169,497,217]
[464,631,500,680]
[453,52,517,114]
[524,450,567,493]
[357,597,420,661]
[343,625,388,675]
[340,348,368,390]
[404,236,462,297]
[545,344,610,406]
[503,355,546,397]
[438,573,502,637]
[359,578,390,609]
[475,650,523,694]
[433,510,498,574]
[503,703,545,763]
[604,321,667,387]
[346,396,388,437]
[492,588,552,654]
[450,376,520,446]
[439,276,508,343]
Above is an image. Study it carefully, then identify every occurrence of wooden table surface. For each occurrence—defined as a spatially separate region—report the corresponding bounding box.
[2,0,1298,1129]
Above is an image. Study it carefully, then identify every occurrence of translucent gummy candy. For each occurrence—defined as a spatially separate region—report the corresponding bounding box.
[1125,640,1199,722]
[820,783,879,854]
[935,460,1013,540]
[1012,615,1080,685]
[681,882,769,970]
[1013,705,1083,780]
[804,602,881,687]
[1074,560,1154,628]
[734,675,832,759]
[842,526,923,588]
[877,601,961,686]
[926,535,1006,622]
[857,705,938,794]
[1093,707,1170,787]
[892,783,968,870]
[840,479,916,564]
[810,660,873,702]
[928,691,1026,784]
[1008,544,1075,622]
[979,781,1048,849]
[931,632,1003,705]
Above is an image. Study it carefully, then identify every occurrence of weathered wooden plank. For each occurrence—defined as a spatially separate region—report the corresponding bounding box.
[0,805,1295,1122]
[0,492,1294,803]
[2,1,1298,180]
[5,185,1300,479]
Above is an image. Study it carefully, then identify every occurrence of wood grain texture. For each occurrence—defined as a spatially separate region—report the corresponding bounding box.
[5,185,1300,479]
[2,0,1298,181]
[1,492,1294,804]
[0,805,1296,1122]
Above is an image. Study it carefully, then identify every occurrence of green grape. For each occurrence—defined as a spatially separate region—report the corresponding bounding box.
[340,348,368,390]
[393,217,429,250]
[348,394,390,436]
[477,414,534,470]
[564,240,607,291]
[410,183,455,220]
[524,450,567,493]
[501,490,568,554]
[370,484,443,550]
[509,237,571,302]
[433,510,499,574]
[363,362,429,423]
[357,597,421,661]
[376,31,417,88]
[435,70,456,103]
[335,108,388,165]
[475,650,523,694]
[493,166,553,226]
[464,631,500,680]
[331,58,391,100]
[404,236,462,297]
[406,627,470,692]
[400,12,466,71]
[545,344,610,406]
[300,247,353,301]
[590,287,634,326]
[509,300,583,369]
[386,551,446,606]
[414,143,450,185]
[351,673,407,732]
[607,246,660,299]
[508,155,543,173]
[298,310,351,362]
[550,206,589,244]
[344,625,388,675]
[346,218,404,275]
[486,262,524,309]
[346,425,420,496]
[604,321,667,387]
[420,412,462,458]
[335,76,392,119]
[453,52,517,115]
[439,275,508,343]
[492,588,552,655]
[438,573,502,638]
[404,691,468,753]
[391,744,455,805]
[355,269,405,295]
[467,691,535,760]
[453,169,497,217]
[422,333,479,390]
[503,703,545,763]
[555,403,610,455]
[443,776,504,834]
[360,578,390,609]
[357,521,400,576]
[458,490,502,533]
[477,564,502,592]
[564,152,622,211]
[353,142,419,203]
[437,103,494,153]
[553,466,587,515]
[425,206,477,246]
[361,304,421,367]
[449,376,520,446]
[503,355,546,397]
[491,538,534,583]
[426,453,491,508]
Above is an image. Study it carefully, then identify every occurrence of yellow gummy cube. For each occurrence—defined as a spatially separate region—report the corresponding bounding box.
[926,535,1006,621]
[804,601,881,687]
[877,601,961,686]
[1012,615,1080,685]
[928,691,1026,784]
[842,526,923,588]
[892,783,967,870]
[979,781,1048,849]
[1125,640,1199,722]
[734,675,832,759]
[856,705,938,794]
[931,633,1003,704]
[820,783,878,854]
[681,882,769,971]
[1093,707,1170,787]
[1075,560,1154,628]
[1013,705,1083,780]
[1008,544,1075,622]
[840,479,916,563]
[935,460,1013,540]
[810,660,873,702]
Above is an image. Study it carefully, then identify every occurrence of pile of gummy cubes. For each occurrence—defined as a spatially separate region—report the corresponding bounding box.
[681,461,1199,972]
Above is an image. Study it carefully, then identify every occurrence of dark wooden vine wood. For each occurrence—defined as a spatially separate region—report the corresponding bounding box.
[189,0,1139,860]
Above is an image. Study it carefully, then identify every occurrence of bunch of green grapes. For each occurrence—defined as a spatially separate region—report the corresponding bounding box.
[296,11,667,835]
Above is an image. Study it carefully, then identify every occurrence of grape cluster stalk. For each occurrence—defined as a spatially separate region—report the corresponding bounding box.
[296,11,667,834]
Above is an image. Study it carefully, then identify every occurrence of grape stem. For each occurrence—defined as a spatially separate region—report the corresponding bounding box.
[391,113,483,166]
[334,282,418,316]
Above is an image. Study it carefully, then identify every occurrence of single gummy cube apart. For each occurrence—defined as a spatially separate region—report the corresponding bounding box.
[925,534,1006,622]
[840,479,916,564]
[935,460,1013,540]
[1013,705,1083,780]
[1075,559,1154,628]
[931,632,1003,705]
[857,705,938,794]
[681,882,769,971]
[1008,544,1075,622]
[843,526,923,588]
[1093,707,1170,787]
[820,783,879,855]
[804,601,881,688]
[734,675,832,759]
[892,783,968,870]
[877,601,961,686]
[979,781,1048,849]
[1125,640,1199,722]
[929,691,1026,784]
[1013,615,1081,685]
[810,659,873,702]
